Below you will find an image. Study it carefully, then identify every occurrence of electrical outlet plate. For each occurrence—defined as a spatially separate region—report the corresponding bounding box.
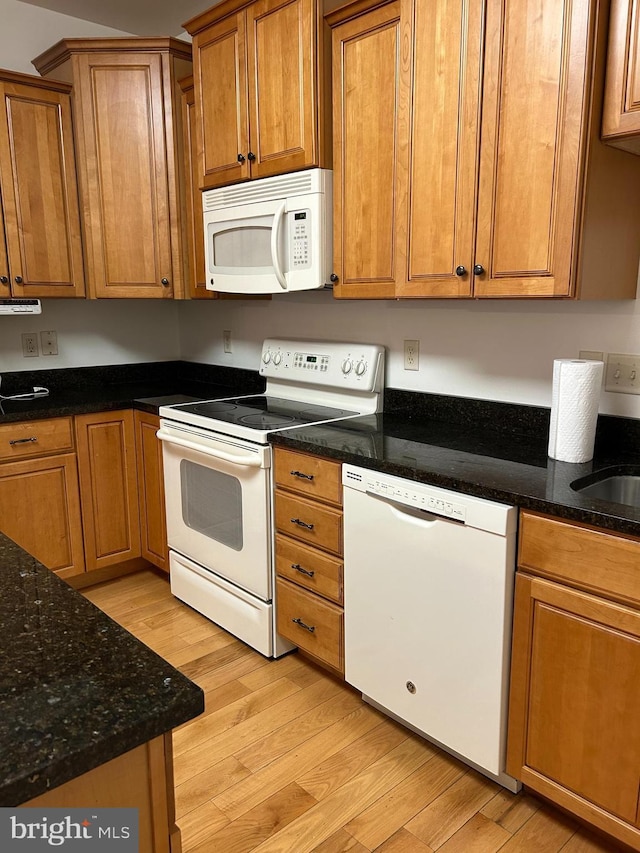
[223,330,232,353]
[404,339,419,371]
[40,330,58,356]
[605,352,640,394]
[22,332,38,357]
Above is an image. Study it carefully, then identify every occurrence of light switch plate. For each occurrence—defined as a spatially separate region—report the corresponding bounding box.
[605,353,640,394]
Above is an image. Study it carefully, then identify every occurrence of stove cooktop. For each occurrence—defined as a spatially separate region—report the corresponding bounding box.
[162,395,360,440]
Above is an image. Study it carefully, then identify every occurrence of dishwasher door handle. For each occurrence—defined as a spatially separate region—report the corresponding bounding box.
[364,490,462,527]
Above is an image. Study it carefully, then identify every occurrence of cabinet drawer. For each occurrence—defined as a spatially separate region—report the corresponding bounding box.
[275,534,343,604]
[0,418,74,461]
[276,577,343,672]
[275,490,342,555]
[519,511,640,607]
[274,448,342,505]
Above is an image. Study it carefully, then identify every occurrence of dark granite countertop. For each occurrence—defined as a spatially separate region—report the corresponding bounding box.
[270,394,640,539]
[0,531,204,806]
[0,361,265,424]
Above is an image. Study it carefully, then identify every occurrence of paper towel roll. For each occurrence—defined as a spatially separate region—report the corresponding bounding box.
[548,359,603,463]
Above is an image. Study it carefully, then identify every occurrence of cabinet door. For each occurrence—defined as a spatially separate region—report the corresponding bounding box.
[194,13,250,189]
[180,77,215,300]
[331,1,410,298]
[246,0,317,179]
[0,196,9,295]
[134,411,168,573]
[602,0,640,154]
[73,53,174,298]
[0,453,84,577]
[474,0,591,297]
[0,80,85,298]
[508,573,640,845]
[397,0,483,298]
[75,410,141,572]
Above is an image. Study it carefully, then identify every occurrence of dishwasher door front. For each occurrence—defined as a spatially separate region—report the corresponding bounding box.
[343,475,518,791]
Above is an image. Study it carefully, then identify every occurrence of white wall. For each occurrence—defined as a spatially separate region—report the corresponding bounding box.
[177,288,640,418]
[0,0,132,74]
[0,300,180,370]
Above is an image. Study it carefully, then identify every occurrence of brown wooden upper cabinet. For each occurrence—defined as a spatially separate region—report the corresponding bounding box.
[32,39,192,299]
[602,0,640,155]
[0,70,85,298]
[329,0,640,300]
[184,0,332,190]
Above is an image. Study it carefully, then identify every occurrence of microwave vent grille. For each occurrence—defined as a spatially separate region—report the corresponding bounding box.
[203,169,323,211]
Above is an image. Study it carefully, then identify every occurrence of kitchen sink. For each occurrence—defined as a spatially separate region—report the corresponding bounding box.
[571,468,640,507]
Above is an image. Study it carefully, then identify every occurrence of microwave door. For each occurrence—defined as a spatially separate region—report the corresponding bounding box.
[205,198,287,294]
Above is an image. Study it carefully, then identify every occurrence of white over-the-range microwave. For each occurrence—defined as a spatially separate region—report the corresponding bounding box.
[203,168,332,295]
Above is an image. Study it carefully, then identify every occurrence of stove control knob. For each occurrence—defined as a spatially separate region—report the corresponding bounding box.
[355,360,367,376]
[341,358,353,375]
[262,351,271,364]
[273,352,282,366]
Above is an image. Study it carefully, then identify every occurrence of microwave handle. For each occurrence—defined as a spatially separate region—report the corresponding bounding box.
[156,428,262,467]
[270,201,287,290]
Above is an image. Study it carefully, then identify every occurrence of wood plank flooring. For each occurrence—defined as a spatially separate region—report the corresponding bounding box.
[83,570,623,853]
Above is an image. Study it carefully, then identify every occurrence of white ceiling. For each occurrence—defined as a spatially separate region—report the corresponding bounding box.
[15,0,222,36]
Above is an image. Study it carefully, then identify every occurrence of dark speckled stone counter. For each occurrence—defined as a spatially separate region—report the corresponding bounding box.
[270,395,640,539]
[0,361,264,423]
[0,532,204,806]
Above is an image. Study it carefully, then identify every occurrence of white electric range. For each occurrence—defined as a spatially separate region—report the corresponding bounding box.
[157,338,385,657]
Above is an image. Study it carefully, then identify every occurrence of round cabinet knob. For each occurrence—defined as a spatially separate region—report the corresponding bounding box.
[14,276,23,284]
[355,360,367,376]
[341,358,353,375]
[455,265,467,277]
[262,351,271,364]
[473,264,485,276]
[247,152,256,162]
[0,275,8,284]
[161,277,170,286]
[237,153,246,163]
[330,273,339,283]
[273,352,282,366]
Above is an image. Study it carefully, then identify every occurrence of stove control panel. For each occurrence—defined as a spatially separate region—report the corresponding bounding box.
[260,338,385,395]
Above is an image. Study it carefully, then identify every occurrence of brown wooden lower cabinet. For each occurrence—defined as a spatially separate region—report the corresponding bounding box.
[274,447,344,675]
[134,411,168,573]
[22,734,180,853]
[507,511,640,850]
[75,410,141,573]
[0,416,84,578]
[0,451,85,578]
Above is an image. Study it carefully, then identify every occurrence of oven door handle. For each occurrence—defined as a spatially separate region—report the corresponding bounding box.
[156,428,262,467]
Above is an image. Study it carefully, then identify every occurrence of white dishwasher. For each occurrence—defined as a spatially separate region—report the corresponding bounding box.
[342,464,520,792]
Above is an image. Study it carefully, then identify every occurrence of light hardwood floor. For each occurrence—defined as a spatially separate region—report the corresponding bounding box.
[83,570,623,853]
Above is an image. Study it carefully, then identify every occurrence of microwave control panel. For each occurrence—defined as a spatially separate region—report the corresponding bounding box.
[288,210,311,269]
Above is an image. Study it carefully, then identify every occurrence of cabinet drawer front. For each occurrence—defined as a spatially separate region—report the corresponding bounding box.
[275,534,343,604]
[275,491,342,555]
[276,577,343,672]
[0,418,74,461]
[274,448,342,505]
[519,511,640,606]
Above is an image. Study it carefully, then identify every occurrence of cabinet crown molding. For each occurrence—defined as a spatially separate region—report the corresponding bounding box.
[0,67,71,92]
[32,37,192,76]
[183,0,256,35]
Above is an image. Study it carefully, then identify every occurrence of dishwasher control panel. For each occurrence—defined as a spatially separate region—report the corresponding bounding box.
[343,464,516,536]
[343,465,466,522]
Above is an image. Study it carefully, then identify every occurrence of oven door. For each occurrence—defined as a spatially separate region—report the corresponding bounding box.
[157,420,272,599]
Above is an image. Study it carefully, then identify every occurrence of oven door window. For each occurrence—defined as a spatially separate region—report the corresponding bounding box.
[180,459,243,551]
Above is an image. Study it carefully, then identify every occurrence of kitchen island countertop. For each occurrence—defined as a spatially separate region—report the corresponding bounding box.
[0,531,204,806]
